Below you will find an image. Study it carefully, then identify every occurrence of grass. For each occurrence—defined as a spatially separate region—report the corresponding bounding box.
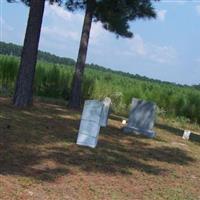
[0,96,200,200]
[2,54,200,123]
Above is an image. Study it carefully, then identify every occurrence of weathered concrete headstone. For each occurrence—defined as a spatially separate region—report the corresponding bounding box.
[76,100,103,148]
[77,98,112,148]
[182,130,191,140]
[123,98,156,138]
[100,97,111,127]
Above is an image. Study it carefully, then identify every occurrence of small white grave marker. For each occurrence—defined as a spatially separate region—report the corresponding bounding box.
[122,120,127,125]
[182,130,191,140]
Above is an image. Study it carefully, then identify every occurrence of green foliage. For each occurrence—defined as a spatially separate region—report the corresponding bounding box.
[0,41,75,66]
[65,0,158,38]
[1,41,186,88]
[0,55,18,95]
[34,62,73,98]
[193,84,200,90]
[1,54,200,123]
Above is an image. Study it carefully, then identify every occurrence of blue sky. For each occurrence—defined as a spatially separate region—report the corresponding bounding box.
[1,0,200,85]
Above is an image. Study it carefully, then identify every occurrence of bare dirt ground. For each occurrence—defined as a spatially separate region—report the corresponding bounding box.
[0,97,200,200]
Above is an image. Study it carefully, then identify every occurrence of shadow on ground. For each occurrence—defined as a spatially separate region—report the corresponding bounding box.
[156,123,200,144]
[0,98,196,182]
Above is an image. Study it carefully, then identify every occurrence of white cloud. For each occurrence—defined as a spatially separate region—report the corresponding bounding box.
[0,17,14,32]
[161,0,186,5]
[41,3,177,66]
[148,45,177,64]
[0,17,14,41]
[44,3,83,23]
[130,34,146,56]
[41,3,84,44]
[196,5,200,16]
[42,26,79,41]
[43,3,108,46]
[126,34,177,64]
[90,21,106,45]
[44,3,73,21]
[156,9,167,22]
[195,57,200,64]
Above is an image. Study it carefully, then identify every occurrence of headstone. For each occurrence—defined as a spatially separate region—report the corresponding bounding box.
[122,120,127,125]
[76,100,103,148]
[100,97,111,127]
[182,130,191,140]
[123,98,156,138]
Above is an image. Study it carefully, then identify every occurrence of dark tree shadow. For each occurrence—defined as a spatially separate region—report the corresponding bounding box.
[156,123,200,144]
[0,99,197,183]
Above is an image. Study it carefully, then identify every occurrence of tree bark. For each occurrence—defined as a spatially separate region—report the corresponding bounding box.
[13,0,45,107]
[69,0,95,108]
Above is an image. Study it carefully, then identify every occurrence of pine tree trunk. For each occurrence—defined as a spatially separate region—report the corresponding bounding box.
[69,0,95,108]
[13,0,45,107]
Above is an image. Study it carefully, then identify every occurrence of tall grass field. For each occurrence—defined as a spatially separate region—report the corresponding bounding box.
[0,54,200,123]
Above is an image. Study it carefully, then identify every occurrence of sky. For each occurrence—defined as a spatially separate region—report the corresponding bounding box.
[1,0,200,85]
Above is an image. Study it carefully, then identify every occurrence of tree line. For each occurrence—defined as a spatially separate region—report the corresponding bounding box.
[0,41,75,66]
[6,0,158,108]
[1,41,188,88]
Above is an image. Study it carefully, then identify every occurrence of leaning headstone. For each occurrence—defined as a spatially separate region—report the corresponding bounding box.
[76,100,104,148]
[100,97,111,127]
[123,98,156,138]
[182,130,191,140]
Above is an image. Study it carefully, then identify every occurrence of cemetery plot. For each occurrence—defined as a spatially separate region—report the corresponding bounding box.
[1,97,200,200]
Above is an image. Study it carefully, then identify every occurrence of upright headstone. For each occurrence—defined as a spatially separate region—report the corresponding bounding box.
[123,98,156,138]
[100,97,111,127]
[76,100,104,148]
[182,130,191,140]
